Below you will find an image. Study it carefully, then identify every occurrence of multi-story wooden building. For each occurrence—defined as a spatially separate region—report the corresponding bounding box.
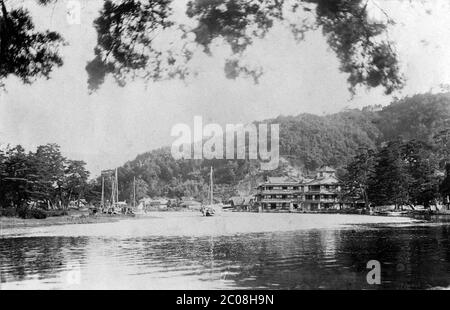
[256,176,304,210]
[303,166,340,210]
[255,166,341,211]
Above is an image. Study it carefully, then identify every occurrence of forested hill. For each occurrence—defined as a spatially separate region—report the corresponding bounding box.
[274,109,381,170]
[275,92,450,169]
[108,92,450,202]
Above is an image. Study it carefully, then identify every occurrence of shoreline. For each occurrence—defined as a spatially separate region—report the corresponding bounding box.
[0,214,129,230]
[2,208,446,231]
[0,212,421,239]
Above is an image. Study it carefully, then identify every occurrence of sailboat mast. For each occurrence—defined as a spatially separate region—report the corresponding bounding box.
[110,174,114,205]
[115,168,119,204]
[210,166,213,205]
[133,176,136,208]
[101,176,104,207]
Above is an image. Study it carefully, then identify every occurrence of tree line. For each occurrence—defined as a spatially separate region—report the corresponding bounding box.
[340,139,450,209]
[0,143,92,212]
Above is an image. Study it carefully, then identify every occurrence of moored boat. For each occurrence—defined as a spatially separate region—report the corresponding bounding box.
[201,205,216,216]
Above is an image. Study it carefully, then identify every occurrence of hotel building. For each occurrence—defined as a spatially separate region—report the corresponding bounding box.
[255,166,341,211]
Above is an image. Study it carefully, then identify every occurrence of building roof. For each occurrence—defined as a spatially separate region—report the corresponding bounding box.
[301,177,314,183]
[305,175,339,185]
[317,166,336,172]
[265,176,299,184]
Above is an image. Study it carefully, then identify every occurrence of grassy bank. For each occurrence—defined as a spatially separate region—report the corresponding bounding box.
[0,214,129,229]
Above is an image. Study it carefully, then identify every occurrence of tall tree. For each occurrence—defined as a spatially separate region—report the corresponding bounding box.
[341,148,376,208]
[0,145,33,208]
[31,143,66,208]
[402,140,441,208]
[440,164,450,208]
[368,141,412,209]
[63,160,90,207]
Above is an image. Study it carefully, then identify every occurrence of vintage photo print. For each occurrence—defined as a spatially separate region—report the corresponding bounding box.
[1,0,450,293]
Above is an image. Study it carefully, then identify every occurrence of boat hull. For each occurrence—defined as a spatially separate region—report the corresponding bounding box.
[201,204,222,216]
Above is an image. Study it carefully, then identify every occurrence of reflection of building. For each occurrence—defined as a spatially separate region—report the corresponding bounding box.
[255,166,341,211]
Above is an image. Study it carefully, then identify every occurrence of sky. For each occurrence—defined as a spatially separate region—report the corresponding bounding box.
[1,0,450,177]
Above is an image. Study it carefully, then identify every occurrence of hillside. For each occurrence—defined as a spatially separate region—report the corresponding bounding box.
[104,92,450,202]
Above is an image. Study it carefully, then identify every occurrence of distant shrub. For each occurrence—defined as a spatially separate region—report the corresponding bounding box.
[32,209,47,219]
[45,210,68,217]
[0,208,17,217]
[17,207,47,219]
[16,207,28,219]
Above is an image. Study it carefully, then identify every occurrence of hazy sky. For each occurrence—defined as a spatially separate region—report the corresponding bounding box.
[1,0,450,176]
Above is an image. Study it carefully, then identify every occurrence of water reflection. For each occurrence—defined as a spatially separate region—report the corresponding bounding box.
[1,224,450,289]
[0,237,89,286]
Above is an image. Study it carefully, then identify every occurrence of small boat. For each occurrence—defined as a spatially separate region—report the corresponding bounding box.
[201,205,216,216]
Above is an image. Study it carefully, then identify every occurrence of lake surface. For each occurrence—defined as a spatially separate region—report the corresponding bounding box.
[1,212,449,289]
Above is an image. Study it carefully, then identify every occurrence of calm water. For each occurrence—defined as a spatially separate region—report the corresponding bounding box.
[1,214,450,289]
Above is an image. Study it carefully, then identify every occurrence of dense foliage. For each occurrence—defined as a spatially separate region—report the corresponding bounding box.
[1,0,403,94]
[338,93,450,208]
[0,0,64,88]
[86,0,403,94]
[0,144,90,211]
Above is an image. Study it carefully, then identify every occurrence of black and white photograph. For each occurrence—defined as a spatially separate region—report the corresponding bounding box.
[1,0,450,294]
